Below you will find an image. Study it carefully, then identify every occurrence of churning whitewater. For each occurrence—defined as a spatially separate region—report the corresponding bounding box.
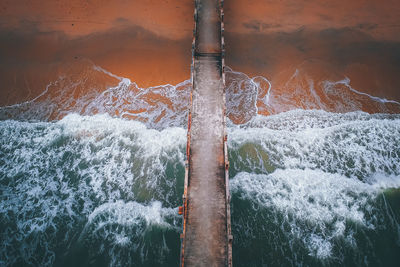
[1,64,400,266]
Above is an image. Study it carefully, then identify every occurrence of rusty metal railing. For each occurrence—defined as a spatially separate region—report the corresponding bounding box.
[180,1,232,266]
[220,1,233,266]
[179,1,197,266]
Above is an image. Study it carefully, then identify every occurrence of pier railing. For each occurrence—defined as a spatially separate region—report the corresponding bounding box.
[180,1,232,266]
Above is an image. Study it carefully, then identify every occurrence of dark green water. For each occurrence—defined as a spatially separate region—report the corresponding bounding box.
[1,110,400,266]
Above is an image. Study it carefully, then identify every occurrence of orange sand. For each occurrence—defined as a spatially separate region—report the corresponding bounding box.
[224,0,400,103]
[0,0,193,106]
[1,0,400,115]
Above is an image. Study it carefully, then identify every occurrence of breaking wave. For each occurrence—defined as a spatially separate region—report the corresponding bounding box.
[228,110,400,265]
[0,114,185,266]
[1,62,400,266]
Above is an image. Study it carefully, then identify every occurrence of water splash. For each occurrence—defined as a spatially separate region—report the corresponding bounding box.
[228,109,400,266]
[0,114,185,266]
[1,62,400,266]
[1,62,399,128]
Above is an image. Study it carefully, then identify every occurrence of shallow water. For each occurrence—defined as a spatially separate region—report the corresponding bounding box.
[1,64,400,266]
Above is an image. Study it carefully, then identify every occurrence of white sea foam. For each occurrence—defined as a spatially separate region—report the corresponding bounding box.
[1,63,399,127]
[1,62,400,265]
[229,110,400,179]
[0,114,185,266]
[1,109,399,265]
[232,109,400,130]
[80,200,178,266]
[0,64,191,129]
[329,77,400,105]
[225,67,400,118]
[230,169,400,259]
[229,109,400,260]
[93,65,126,82]
[225,67,261,123]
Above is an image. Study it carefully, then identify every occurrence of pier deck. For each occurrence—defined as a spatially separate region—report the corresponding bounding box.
[180,1,232,266]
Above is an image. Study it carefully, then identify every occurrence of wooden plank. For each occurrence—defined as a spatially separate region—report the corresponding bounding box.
[180,0,232,266]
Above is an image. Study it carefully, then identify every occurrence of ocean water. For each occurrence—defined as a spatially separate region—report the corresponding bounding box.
[1,63,400,266]
[229,110,400,266]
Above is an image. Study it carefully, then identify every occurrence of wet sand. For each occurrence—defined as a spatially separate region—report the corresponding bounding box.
[224,0,400,102]
[0,0,193,106]
[1,0,400,114]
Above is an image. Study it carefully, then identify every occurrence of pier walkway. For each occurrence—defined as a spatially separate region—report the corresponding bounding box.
[180,1,232,266]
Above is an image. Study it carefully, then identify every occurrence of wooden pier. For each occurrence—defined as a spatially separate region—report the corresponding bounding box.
[180,0,232,266]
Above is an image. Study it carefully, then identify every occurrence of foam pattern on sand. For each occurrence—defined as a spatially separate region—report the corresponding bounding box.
[1,63,400,127]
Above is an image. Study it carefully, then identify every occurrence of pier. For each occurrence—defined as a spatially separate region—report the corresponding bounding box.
[180,0,232,266]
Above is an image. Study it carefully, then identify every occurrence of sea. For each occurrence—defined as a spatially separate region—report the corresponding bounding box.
[1,61,399,266]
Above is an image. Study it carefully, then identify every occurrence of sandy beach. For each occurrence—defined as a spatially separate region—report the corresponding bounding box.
[1,0,400,110]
